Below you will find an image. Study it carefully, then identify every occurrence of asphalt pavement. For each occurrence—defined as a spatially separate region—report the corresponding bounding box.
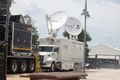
[7,68,120,80]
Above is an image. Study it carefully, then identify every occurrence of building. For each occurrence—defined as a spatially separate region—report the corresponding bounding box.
[88,44,120,69]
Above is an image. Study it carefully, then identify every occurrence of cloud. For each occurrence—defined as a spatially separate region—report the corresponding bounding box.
[106,0,120,4]
[82,0,120,47]
[10,0,120,47]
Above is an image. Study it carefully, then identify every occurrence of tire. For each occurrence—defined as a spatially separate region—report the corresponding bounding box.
[73,63,78,72]
[50,62,56,72]
[9,60,18,73]
[20,60,27,73]
[28,60,35,72]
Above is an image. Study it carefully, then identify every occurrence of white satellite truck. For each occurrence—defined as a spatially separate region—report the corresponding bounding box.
[39,37,84,71]
[39,11,84,71]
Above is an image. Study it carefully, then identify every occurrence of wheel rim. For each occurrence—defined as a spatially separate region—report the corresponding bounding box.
[12,63,17,72]
[30,62,34,71]
[21,61,27,72]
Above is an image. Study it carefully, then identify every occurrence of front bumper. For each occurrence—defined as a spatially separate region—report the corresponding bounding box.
[41,62,51,69]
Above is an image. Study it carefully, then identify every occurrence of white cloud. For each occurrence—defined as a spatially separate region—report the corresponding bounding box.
[87,1,120,47]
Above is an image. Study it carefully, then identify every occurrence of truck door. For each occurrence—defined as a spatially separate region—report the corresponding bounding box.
[53,47,59,61]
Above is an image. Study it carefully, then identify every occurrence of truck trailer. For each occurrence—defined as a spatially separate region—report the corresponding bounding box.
[39,36,84,71]
[0,15,35,73]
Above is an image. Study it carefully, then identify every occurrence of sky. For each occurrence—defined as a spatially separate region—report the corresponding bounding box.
[10,0,120,48]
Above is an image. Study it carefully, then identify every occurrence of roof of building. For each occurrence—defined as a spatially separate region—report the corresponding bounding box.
[89,44,120,56]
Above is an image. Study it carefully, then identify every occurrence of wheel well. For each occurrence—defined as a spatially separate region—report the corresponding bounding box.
[7,58,34,63]
[52,61,55,64]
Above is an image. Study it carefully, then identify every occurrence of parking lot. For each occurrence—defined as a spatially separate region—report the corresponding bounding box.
[7,68,120,80]
[85,69,120,80]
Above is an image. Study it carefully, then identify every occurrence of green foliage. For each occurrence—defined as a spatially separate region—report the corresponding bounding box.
[32,27,39,46]
[0,0,13,15]
[63,30,92,58]
[0,0,6,15]
[63,30,91,42]
[32,26,40,52]
[86,48,90,57]
[77,30,92,42]
[63,31,70,39]
[0,0,5,8]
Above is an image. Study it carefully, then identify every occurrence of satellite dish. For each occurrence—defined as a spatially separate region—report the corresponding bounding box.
[64,17,82,35]
[50,11,68,30]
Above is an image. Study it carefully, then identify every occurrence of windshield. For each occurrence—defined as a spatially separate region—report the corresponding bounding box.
[39,46,53,52]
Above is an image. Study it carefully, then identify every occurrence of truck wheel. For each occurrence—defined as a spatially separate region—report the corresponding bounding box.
[28,60,35,72]
[9,60,18,73]
[50,62,56,72]
[20,60,27,73]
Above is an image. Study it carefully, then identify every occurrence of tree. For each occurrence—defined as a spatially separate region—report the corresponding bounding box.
[63,30,91,42]
[0,0,13,15]
[32,27,39,52]
[32,27,39,45]
[77,30,91,42]
[0,0,7,15]
[63,30,92,58]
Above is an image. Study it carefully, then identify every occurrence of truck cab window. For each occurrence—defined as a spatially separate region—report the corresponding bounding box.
[39,46,53,52]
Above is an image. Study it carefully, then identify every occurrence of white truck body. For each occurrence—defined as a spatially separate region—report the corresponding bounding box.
[39,37,84,71]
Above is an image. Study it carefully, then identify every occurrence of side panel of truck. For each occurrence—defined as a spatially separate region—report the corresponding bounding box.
[54,38,84,70]
[59,39,84,70]
[12,22,32,54]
